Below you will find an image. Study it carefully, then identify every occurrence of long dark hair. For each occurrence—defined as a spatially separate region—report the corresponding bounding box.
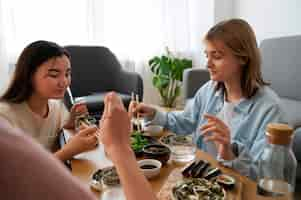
[1,40,70,103]
[205,19,268,98]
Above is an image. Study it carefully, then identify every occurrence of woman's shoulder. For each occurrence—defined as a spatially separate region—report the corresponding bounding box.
[195,80,216,96]
[253,86,282,109]
[0,101,17,114]
[0,101,25,125]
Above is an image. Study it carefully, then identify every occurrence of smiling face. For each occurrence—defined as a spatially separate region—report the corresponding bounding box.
[31,55,71,100]
[204,39,243,84]
[203,19,266,98]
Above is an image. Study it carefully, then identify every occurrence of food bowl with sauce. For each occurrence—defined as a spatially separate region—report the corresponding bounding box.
[138,159,162,179]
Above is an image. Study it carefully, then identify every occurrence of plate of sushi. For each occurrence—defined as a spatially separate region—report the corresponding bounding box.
[170,159,236,200]
[90,166,120,192]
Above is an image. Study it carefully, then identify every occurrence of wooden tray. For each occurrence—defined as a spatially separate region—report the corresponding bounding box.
[157,168,242,200]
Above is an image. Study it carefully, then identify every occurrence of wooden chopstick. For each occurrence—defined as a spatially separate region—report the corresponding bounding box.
[135,94,141,132]
[131,92,135,131]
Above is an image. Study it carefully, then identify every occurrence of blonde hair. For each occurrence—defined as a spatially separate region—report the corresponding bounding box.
[205,18,268,98]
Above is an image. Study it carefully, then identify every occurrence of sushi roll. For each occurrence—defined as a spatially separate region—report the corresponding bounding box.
[203,167,221,180]
[181,161,197,177]
[194,161,209,178]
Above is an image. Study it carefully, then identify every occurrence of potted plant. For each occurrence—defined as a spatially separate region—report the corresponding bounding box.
[148,47,192,107]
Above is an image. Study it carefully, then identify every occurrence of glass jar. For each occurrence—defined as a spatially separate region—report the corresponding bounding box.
[257,123,297,199]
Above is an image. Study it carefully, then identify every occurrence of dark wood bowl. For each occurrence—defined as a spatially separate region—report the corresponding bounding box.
[142,144,171,165]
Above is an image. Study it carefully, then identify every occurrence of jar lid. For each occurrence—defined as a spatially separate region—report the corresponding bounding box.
[266,123,294,145]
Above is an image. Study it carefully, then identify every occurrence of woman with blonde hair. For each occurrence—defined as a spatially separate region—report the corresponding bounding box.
[130,19,286,177]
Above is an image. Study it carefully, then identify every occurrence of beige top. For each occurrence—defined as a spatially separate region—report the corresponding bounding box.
[0,100,69,151]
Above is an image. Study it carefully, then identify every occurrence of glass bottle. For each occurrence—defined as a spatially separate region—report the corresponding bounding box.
[257,123,297,199]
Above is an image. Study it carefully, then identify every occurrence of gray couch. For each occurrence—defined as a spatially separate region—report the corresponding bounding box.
[183,35,301,180]
[64,46,143,119]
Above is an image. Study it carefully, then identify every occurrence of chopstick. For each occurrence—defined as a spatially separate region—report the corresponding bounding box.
[135,94,141,132]
[131,92,142,132]
[131,92,135,131]
[67,87,75,105]
[131,92,135,102]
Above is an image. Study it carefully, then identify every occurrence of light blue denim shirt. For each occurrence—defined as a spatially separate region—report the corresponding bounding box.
[152,81,286,178]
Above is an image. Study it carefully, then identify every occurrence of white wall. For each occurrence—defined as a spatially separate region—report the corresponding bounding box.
[214,0,235,23]
[0,1,9,95]
[233,0,301,43]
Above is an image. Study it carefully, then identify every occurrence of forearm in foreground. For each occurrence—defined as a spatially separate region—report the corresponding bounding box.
[110,147,157,200]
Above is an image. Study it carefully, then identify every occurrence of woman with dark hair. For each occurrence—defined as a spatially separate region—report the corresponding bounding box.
[130,19,286,177]
[0,40,98,161]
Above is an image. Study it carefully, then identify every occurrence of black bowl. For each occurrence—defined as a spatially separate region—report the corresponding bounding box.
[131,134,158,157]
[142,144,171,165]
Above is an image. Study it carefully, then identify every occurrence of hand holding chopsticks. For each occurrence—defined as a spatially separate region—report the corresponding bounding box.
[129,92,157,124]
[130,92,142,132]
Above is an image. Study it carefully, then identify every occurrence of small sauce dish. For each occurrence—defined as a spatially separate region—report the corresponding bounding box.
[138,159,162,179]
[216,174,236,189]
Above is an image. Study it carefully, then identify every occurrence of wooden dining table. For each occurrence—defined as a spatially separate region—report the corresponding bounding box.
[66,129,294,200]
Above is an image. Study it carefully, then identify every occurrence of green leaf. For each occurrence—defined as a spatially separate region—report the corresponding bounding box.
[148,56,160,67]
[149,57,160,74]
[152,75,169,89]
[152,76,161,88]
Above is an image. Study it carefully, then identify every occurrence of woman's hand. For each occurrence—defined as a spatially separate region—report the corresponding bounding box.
[100,92,132,159]
[64,103,89,129]
[128,102,156,120]
[200,113,235,160]
[65,126,98,156]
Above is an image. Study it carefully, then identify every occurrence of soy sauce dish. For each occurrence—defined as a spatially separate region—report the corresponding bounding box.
[216,174,236,189]
[138,159,162,179]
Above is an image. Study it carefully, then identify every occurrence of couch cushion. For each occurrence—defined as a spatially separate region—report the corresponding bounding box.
[66,46,123,97]
[281,98,301,128]
[260,35,301,101]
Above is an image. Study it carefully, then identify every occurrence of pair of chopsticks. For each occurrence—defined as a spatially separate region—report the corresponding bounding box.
[131,92,142,132]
